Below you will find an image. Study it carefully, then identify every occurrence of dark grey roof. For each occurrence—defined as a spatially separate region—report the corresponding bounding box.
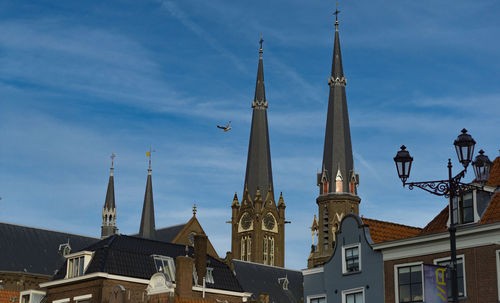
[321,21,354,193]
[0,222,98,276]
[139,170,156,239]
[244,47,274,201]
[132,223,186,243]
[103,169,115,209]
[233,260,303,303]
[53,235,244,293]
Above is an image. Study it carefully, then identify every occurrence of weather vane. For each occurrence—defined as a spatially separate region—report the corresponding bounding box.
[110,152,116,168]
[333,2,340,22]
[146,145,155,170]
[193,203,197,216]
[259,34,264,50]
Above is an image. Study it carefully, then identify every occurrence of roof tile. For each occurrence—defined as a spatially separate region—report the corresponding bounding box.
[486,156,500,187]
[480,192,500,225]
[0,290,20,303]
[361,218,422,243]
[419,206,449,235]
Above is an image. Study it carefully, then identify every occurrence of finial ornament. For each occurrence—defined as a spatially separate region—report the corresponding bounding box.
[333,2,340,28]
[146,145,155,172]
[259,34,264,52]
[193,203,197,216]
[110,153,116,168]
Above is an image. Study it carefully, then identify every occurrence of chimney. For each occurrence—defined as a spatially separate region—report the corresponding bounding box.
[258,294,270,303]
[194,234,207,285]
[175,256,193,298]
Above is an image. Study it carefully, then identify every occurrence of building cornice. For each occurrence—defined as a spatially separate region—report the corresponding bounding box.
[39,272,150,288]
[192,286,252,298]
[302,267,324,276]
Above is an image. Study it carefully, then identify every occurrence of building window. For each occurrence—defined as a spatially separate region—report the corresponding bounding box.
[270,237,275,266]
[396,264,423,303]
[73,294,92,303]
[496,250,500,302]
[263,235,274,265]
[342,287,364,303]
[323,207,329,251]
[152,255,175,282]
[263,236,268,264]
[434,256,466,298]
[452,192,474,224]
[206,267,214,284]
[241,235,251,261]
[342,244,361,274]
[308,296,326,303]
[67,256,85,278]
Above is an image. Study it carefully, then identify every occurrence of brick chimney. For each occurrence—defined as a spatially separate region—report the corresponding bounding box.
[194,234,207,285]
[175,256,193,298]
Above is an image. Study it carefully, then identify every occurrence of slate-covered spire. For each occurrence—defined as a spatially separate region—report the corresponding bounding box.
[139,150,156,239]
[244,37,274,200]
[101,153,118,238]
[320,17,355,194]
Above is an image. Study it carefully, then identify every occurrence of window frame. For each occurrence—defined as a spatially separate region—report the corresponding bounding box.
[342,243,361,274]
[341,287,364,303]
[152,255,176,282]
[307,294,326,303]
[394,261,424,303]
[205,267,215,284]
[433,254,467,299]
[65,251,93,279]
[496,249,500,302]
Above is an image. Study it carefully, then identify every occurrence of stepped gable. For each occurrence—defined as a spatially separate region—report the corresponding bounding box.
[232,260,303,303]
[53,234,243,293]
[361,218,421,243]
[0,222,98,276]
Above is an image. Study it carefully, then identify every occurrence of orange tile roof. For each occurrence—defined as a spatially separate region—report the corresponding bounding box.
[0,290,19,303]
[480,192,500,225]
[361,217,422,243]
[420,206,449,235]
[486,156,500,187]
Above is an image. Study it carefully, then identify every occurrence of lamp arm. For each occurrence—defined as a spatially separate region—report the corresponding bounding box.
[406,180,450,197]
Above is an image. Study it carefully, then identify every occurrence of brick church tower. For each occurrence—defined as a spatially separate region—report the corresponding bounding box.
[230,39,286,267]
[308,17,360,268]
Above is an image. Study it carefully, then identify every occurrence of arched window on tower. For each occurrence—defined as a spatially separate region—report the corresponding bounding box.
[323,207,329,251]
[263,236,268,265]
[241,236,247,261]
[247,236,252,261]
[269,236,275,266]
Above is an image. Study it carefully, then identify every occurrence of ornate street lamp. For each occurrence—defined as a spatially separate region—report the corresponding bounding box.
[394,145,413,185]
[472,150,493,182]
[393,129,490,303]
[453,128,476,169]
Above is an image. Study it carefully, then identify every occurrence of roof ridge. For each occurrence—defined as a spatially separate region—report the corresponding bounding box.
[233,259,301,272]
[156,223,186,230]
[362,217,422,230]
[0,221,98,239]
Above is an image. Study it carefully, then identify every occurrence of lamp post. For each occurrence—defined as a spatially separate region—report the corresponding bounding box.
[393,129,492,303]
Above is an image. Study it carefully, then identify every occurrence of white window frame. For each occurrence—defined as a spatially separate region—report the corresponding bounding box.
[341,287,364,303]
[206,267,214,284]
[394,261,424,303]
[496,249,500,302]
[53,299,70,303]
[65,251,93,279]
[306,294,326,303]
[433,254,467,298]
[342,243,361,274]
[152,255,176,282]
[73,294,92,302]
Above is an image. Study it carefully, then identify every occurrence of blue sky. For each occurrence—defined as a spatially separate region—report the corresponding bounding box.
[0,0,499,270]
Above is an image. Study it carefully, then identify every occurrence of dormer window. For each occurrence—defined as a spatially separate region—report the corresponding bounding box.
[452,192,474,224]
[66,251,93,279]
[205,267,214,283]
[152,255,175,282]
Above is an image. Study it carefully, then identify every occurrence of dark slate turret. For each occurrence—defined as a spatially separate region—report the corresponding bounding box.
[139,165,156,239]
[101,157,118,239]
[319,19,356,194]
[244,40,274,201]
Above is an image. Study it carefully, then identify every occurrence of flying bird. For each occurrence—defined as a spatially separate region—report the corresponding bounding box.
[217,121,232,132]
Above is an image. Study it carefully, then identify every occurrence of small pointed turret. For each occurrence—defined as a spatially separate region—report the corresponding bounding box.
[232,192,239,208]
[139,149,156,239]
[321,16,354,194]
[101,154,118,238]
[245,37,274,201]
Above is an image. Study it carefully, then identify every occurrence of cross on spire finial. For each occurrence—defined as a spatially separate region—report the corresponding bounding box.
[110,152,116,168]
[333,2,340,24]
[259,34,264,53]
[193,203,197,216]
[146,145,155,172]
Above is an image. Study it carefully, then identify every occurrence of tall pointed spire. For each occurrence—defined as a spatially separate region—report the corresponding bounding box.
[244,36,274,200]
[320,14,355,194]
[139,147,156,239]
[101,153,118,239]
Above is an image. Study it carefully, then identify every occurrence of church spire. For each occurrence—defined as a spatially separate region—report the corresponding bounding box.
[244,36,274,200]
[139,147,156,239]
[101,153,118,239]
[320,14,355,194]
